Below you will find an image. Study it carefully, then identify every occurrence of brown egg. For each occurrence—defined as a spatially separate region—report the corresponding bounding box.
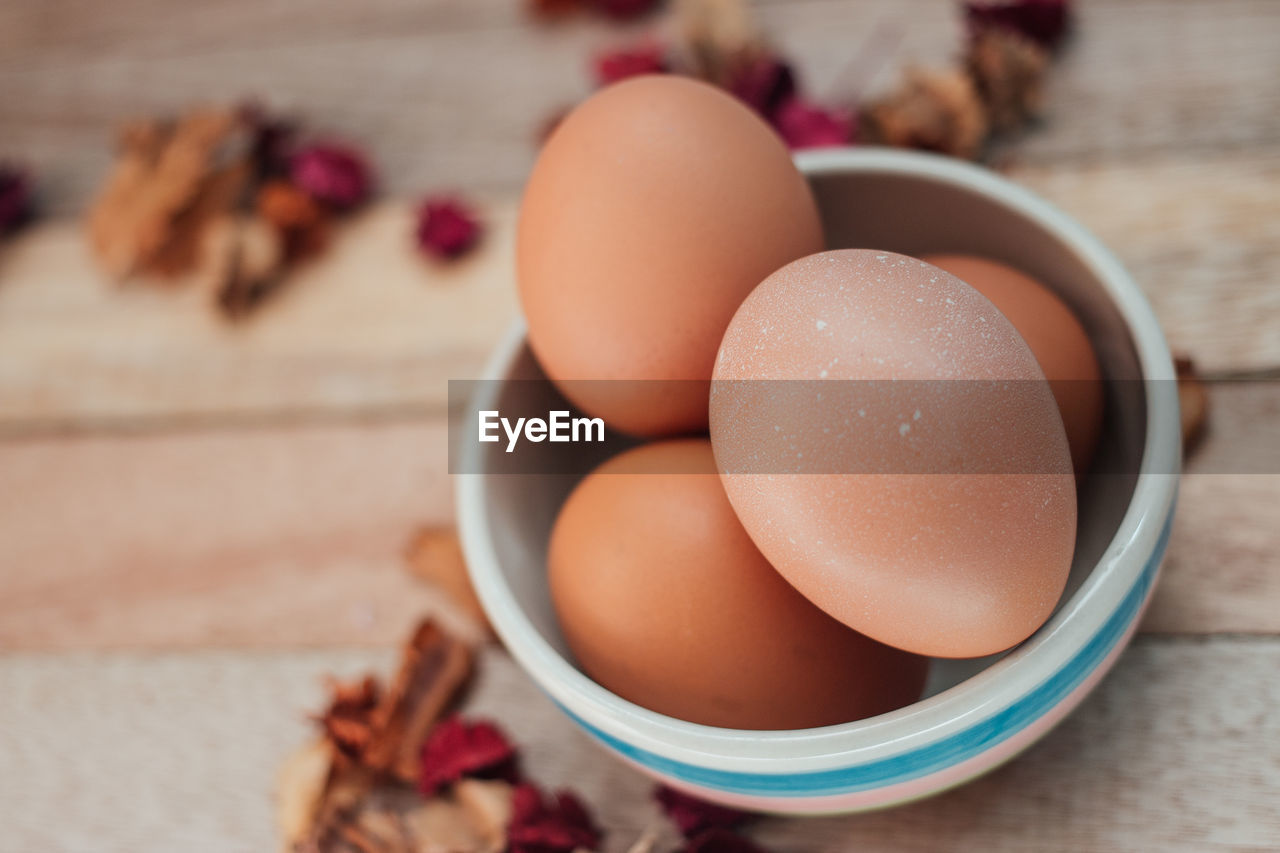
[548,439,928,730]
[710,250,1076,659]
[517,76,823,437]
[923,254,1103,475]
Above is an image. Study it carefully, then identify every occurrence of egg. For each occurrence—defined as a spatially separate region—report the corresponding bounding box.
[517,75,824,437]
[710,250,1076,658]
[548,439,928,729]
[923,254,1103,475]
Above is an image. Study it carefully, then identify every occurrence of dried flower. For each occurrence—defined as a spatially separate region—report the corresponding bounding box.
[420,716,520,795]
[965,0,1071,51]
[530,0,584,17]
[592,0,663,21]
[861,67,989,159]
[216,215,287,320]
[682,828,771,853]
[256,179,330,262]
[290,143,373,211]
[239,102,297,181]
[416,196,482,261]
[506,783,603,853]
[369,621,475,782]
[0,164,33,238]
[723,53,796,118]
[655,786,752,838]
[773,97,854,149]
[276,739,337,848]
[966,27,1049,130]
[87,110,248,281]
[1175,355,1209,456]
[317,675,383,765]
[311,620,474,784]
[594,42,668,86]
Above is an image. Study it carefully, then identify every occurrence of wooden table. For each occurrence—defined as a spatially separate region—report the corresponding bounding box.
[2,1,1278,849]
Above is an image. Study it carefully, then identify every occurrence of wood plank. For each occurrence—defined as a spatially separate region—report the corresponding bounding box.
[1,393,1276,651]
[3,0,1278,212]
[1014,152,1280,372]
[0,637,1276,850]
[0,202,520,430]
[0,418,482,650]
[0,151,1277,433]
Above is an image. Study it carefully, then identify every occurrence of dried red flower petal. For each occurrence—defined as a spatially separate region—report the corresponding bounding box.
[591,0,662,21]
[594,42,668,86]
[0,164,33,238]
[682,828,771,853]
[529,0,584,17]
[239,102,297,182]
[507,783,603,853]
[415,196,482,261]
[773,97,855,150]
[419,716,519,795]
[655,786,751,838]
[965,0,1071,51]
[724,54,796,118]
[290,143,373,211]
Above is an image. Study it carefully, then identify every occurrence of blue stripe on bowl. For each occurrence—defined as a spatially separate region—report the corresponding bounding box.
[561,506,1174,797]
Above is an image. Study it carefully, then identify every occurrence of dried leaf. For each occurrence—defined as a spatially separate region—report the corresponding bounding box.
[0,164,33,238]
[368,620,475,782]
[405,527,491,634]
[966,28,1049,131]
[593,0,664,21]
[311,620,472,785]
[624,826,663,853]
[258,179,331,262]
[681,829,770,853]
[965,0,1072,51]
[318,675,383,767]
[276,740,336,848]
[676,0,760,81]
[861,67,989,159]
[215,214,288,320]
[240,102,298,182]
[87,109,247,281]
[1176,356,1209,456]
[455,780,516,853]
[529,0,584,17]
[403,797,490,853]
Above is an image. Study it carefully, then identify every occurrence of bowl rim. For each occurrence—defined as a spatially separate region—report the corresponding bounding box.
[456,147,1180,785]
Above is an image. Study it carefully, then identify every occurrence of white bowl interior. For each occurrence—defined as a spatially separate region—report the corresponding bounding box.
[473,151,1148,714]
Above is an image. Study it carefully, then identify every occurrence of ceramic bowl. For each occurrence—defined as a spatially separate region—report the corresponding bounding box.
[456,148,1180,813]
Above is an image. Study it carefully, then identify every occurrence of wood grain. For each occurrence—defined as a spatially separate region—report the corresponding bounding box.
[0,203,519,430]
[1,400,1275,651]
[1,638,1276,851]
[2,0,1278,848]
[0,418,481,650]
[1,151,1277,436]
[3,0,1279,213]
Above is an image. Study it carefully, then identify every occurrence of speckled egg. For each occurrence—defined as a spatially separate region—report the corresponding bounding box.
[710,249,1076,658]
